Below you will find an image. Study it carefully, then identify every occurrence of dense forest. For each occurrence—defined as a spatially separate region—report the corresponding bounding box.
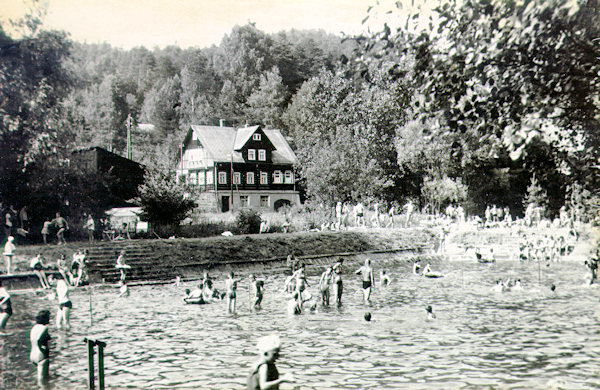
[1,0,600,228]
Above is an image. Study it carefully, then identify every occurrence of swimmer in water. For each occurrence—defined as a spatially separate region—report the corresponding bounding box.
[247,334,294,390]
[491,280,504,293]
[291,263,309,302]
[332,258,344,306]
[355,258,375,304]
[30,309,51,390]
[380,269,391,286]
[249,274,264,310]
[426,305,436,320]
[413,260,421,275]
[225,272,242,314]
[55,278,72,330]
[287,291,303,315]
[364,312,372,322]
[0,280,12,329]
[118,281,129,297]
[318,267,332,306]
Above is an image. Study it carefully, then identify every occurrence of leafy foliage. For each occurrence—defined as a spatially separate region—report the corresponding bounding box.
[136,164,196,226]
[235,208,262,234]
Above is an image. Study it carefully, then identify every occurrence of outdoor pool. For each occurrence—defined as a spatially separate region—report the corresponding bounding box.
[2,253,599,389]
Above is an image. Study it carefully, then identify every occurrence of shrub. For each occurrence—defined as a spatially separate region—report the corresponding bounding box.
[235,208,262,234]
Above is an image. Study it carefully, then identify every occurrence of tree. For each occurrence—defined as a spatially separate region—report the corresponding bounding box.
[139,76,182,136]
[245,67,289,129]
[136,164,196,226]
[0,18,74,206]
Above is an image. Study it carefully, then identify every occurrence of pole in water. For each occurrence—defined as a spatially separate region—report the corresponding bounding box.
[97,340,106,390]
[89,287,93,326]
[538,260,541,285]
[86,338,95,390]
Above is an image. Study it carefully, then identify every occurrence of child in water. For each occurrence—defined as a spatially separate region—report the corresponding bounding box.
[355,258,375,304]
[247,334,294,390]
[318,267,332,306]
[249,274,264,310]
[30,310,51,390]
[0,280,12,329]
[380,269,391,286]
[225,272,242,314]
[55,278,72,330]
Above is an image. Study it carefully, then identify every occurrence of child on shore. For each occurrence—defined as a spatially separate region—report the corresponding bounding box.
[247,334,294,390]
[116,250,131,283]
[3,236,16,275]
[30,253,51,289]
[30,310,51,390]
[0,280,12,329]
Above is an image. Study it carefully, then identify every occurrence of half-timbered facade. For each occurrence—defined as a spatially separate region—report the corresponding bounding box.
[176,125,300,212]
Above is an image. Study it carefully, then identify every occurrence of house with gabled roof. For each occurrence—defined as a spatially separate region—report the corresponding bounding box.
[176,124,300,212]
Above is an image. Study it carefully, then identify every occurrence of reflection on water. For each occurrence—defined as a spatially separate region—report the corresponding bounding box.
[3,253,599,389]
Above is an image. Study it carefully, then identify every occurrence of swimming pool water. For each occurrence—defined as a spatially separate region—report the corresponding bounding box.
[2,253,599,389]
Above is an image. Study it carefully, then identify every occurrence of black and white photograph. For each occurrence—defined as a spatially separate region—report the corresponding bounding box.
[1,0,599,388]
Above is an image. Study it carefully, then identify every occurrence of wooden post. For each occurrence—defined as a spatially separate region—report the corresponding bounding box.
[87,339,95,390]
[97,341,106,390]
[89,287,93,326]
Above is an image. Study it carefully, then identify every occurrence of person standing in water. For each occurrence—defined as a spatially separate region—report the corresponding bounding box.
[30,309,51,390]
[355,258,375,304]
[225,272,242,314]
[55,278,71,330]
[332,258,344,306]
[0,280,12,329]
[318,267,332,306]
[247,334,294,390]
[249,274,264,310]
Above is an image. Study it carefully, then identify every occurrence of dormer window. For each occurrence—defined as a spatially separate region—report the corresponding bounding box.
[258,149,266,161]
[253,133,261,141]
[248,149,256,160]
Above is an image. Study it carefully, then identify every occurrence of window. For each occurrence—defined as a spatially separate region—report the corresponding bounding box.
[260,195,269,208]
[273,170,283,184]
[252,133,261,141]
[248,149,256,160]
[218,171,227,184]
[258,149,266,161]
[246,172,255,184]
[198,170,205,185]
[240,195,249,207]
[233,172,241,185]
[189,172,197,185]
[260,171,268,185]
[206,171,213,184]
[284,170,294,184]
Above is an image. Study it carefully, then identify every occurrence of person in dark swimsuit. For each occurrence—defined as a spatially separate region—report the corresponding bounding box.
[247,334,294,389]
[355,258,375,304]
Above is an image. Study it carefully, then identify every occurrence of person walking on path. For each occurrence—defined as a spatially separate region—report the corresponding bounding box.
[3,236,16,275]
[52,212,69,245]
[355,258,375,304]
[403,200,414,228]
[0,280,12,328]
[30,310,51,390]
[85,214,95,243]
[247,334,294,390]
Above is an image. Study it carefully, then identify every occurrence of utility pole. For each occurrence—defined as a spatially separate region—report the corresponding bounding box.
[126,114,133,160]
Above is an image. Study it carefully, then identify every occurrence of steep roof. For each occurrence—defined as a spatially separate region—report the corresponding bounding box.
[188,125,298,164]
